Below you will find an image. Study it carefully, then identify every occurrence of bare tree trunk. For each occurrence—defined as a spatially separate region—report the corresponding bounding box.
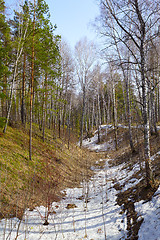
[152,76,158,135]
[126,62,135,152]
[107,94,111,124]
[113,32,135,152]
[62,103,66,136]
[158,74,160,121]
[43,73,47,142]
[3,58,21,133]
[80,85,86,148]
[68,96,72,149]
[102,91,107,124]
[29,0,35,161]
[21,53,26,126]
[121,82,127,122]
[58,104,61,139]
[91,97,95,131]
[3,14,29,133]
[97,93,101,143]
[2,75,7,118]
[100,0,156,186]
[112,81,118,150]
[88,101,91,133]
[139,19,153,187]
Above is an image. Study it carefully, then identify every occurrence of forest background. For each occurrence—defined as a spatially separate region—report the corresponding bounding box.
[1,0,160,216]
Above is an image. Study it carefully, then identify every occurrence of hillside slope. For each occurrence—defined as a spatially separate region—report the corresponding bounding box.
[0,124,101,219]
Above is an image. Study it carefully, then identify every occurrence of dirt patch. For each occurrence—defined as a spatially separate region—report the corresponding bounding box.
[116,180,159,239]
[66,204,77,209]
[124,200,143,240]
[106,126,160,238]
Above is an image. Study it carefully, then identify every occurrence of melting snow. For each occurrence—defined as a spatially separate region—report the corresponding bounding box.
[0,125,159,239]
[0,159,128,240]
[135,186,160,240]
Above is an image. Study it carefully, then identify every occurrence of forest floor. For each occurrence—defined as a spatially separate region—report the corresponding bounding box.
[0,124,102,219]
[0,124,160,239]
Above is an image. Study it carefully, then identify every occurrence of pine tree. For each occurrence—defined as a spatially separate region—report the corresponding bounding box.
[0,0,11,120]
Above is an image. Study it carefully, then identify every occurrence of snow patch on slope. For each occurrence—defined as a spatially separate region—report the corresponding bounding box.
[135,186,160,240]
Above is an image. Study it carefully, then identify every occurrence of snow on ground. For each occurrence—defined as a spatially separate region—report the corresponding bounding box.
[82,124,133,152]
[135,186,160,240]
[82,125,114,152]
[0,159,128,240]
[0,124,160,239]
[0,160,145,240]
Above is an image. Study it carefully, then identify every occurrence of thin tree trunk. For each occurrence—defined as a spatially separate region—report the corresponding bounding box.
[107,94,111,124]
[43,73,47,142]
[29,0,35,161]
[126,63,135,152]
[158,75,160,121]
[141,37,153,187]
[3,17,28,133]
[102,91,107,124]
[112,81,118,150]
[21,52,26,125]
[80,85,86,148]
[112,23,135,152]
[3,58,21,133]
[152,76,158,135]
[2,74,7,118]
[91,97,95,131]
[97,92,101,143]
[68,96,72,149]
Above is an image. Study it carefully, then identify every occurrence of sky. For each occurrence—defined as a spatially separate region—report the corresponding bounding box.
[47,0,100,48]
[5,0,101,50]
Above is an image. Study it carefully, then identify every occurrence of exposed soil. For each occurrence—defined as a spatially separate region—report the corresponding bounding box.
[105,126,160,239]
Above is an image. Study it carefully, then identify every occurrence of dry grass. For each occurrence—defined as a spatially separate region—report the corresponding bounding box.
[0,124,102,219]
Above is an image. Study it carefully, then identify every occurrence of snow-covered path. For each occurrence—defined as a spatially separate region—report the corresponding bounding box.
[0,125,160,239]
[0,159,128,240]
[1,157,159,240]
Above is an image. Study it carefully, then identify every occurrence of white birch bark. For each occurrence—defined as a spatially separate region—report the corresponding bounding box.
[3,19,29,133]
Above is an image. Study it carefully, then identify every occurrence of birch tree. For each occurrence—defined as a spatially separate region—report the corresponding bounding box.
[29,0,36,161]
[75,37,96,147]
[99,0,160,187]
[3,3,29,133]
[59,40,75,136]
